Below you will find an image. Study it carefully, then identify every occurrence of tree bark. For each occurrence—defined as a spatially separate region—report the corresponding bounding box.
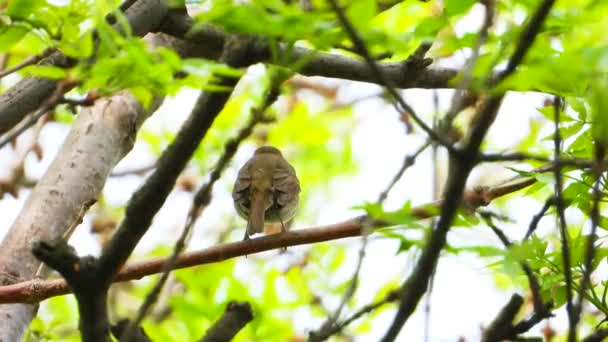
[0,90,162,341]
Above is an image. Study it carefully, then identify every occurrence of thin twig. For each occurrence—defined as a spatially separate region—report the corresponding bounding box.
[0,81,70,148]
[574,143,605,329]
[523,197,555,241]
[309,225,370,341]
[0,48,56,80]
[441,0,494,133]
[376,141,431,204]
[325,0,455,152]
[110,164,157,177]
[552,96,575,342]
[481,214,550,315]
[311,289,401,340]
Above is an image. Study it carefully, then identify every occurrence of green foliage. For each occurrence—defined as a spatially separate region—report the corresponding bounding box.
[195,0,339,48]
[25,294,80,341]
[357,201,426,229]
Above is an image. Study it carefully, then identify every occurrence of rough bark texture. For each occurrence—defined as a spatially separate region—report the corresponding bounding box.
[0,91,162,341]
[0,0,173,338]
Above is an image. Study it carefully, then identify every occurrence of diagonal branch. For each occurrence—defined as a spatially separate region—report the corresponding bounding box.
[381,0,556,339]
[481,294,524,342]
[0,160,579,305]
[101,37,257,291]
[325,0,454,151]
[124,67,286,336]
[158,10,459,90]
[199,301,254,342]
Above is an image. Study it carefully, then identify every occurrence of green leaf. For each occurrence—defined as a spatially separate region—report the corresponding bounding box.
[60,30,93,58]
[444,0,476,17]
[0,24,29,51]
[24,65,67,79]
[355,201,425,228]
[568,97,588,122]
[589,77,608,146]
[537,106,572,123]
[457,245,505,257]
[567,130,592,155]
[553,284,568,308]
[346,0,377,29]
[7,0,44,18]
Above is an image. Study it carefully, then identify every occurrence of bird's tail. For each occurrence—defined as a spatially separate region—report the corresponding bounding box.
[248,190,266,236]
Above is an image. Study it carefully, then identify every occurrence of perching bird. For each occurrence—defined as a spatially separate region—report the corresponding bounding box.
[232,146,300,240]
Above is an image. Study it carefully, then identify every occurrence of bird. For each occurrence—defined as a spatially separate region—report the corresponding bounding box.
[232,146,301,241]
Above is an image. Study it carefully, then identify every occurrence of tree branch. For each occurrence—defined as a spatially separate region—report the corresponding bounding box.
[102,37,256,296]
[0,32,197,342]
[574,145,605,329]
[381,0,556,337]
[0,160,592,305]
[199,301,253,342]
[552,96,576,342]
[158,10,460,90]
[0,48,55,80]
[582,328,608,342]
[376,140,431,205]
[124,66,285,336]
[482,294,524,342]
[0,0,168,135]
[32,240,111,342]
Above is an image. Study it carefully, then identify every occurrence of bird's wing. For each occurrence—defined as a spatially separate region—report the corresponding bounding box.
[232,160,252,201]
[273,163,300,207]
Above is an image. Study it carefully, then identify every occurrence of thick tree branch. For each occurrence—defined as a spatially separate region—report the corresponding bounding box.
[583,328,608,342]
[158,10,459,90]
[0,32,192,342]
[482,294,524,342]
[0,89,161,341]
[0,161,575,304]
[382,95,503,341]
[0,80,74,149]
[32,240,111,342]
[199,301,253,342]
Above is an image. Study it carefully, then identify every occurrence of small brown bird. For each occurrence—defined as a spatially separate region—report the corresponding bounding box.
[232,146,301,240]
